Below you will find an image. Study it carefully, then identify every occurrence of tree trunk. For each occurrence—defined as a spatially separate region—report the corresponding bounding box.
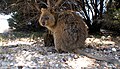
[91,20,102,33]
[100,0,104,18]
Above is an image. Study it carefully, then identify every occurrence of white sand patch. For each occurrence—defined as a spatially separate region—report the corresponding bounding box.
[0,14,11,33]
[65,56,96,69]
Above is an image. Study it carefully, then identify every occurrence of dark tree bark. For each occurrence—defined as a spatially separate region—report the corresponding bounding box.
[81,0,92,33]
[100,0,104,18]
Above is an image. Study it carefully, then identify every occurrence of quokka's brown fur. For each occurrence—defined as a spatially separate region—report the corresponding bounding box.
[39,8,120,66]
[39,8,88,52]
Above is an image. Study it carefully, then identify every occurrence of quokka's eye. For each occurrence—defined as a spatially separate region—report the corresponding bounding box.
[45,16,49,20]
[41,16,49,20]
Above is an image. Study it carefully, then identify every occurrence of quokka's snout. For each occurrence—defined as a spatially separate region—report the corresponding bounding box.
[39,15,50,27]
[41,21,46,26]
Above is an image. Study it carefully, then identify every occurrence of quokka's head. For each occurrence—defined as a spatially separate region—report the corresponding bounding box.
[39,8,55,28]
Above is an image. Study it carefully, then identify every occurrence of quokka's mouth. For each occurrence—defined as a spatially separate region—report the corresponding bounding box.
[42,22,46,26]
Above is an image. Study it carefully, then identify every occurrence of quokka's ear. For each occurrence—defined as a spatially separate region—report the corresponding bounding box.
[41,8,54,15]
[49,8,55,14]
[41,8,47,13]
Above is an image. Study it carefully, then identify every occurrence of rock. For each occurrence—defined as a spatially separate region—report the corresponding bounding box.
[112,48,116,52]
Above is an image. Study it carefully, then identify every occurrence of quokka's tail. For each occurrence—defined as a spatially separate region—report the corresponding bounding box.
[74,49,120,67]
